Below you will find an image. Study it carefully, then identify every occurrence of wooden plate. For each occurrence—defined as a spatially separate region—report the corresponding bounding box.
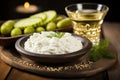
[0,44,118,78]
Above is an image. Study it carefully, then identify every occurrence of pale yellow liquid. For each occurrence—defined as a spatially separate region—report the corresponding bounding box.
[67,10,105,44]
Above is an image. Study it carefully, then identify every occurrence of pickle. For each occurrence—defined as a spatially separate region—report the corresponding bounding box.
[43,10,57,24]
[1,20,15,35]
[24,26,35,34]
[36,27,45,32]
[46,22,56,31]
[30,13,47,21]
[54,16,64,23]
[57,18,71,28]
[11,28,22,37]
[14,18,43,29]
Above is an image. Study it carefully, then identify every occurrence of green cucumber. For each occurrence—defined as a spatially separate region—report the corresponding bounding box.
[36,27,45,32]
[57,18,71,28]
[1,20,15,35]
[14,18,43,29]
[30,13,47,21]
[24,26,35,34]
[46,22,56,31]
[43,10,57,24]
[54,16,64,23]
[11,28,22,37]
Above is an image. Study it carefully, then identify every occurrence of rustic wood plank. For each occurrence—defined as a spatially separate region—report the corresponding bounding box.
[103,22,120,80]
[0,58,11,80]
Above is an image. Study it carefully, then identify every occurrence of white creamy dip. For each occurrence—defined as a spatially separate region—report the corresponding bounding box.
[24,31,83,55]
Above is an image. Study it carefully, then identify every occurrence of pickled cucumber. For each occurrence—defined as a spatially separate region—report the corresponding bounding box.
[57,18,71,28]
[11,28,22,37]
[30,13,47,21]
[54,16,64,23]
[43,10,57,24]
[14,18,43,29]
[36,27,45,32]
[24,26,35,34]
[1,20,15,35]
[46,22,56,31]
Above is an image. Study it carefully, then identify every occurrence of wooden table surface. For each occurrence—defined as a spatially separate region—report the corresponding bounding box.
[0,22,120,80]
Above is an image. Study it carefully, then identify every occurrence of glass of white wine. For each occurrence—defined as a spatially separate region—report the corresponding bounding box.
[65,3,109,45]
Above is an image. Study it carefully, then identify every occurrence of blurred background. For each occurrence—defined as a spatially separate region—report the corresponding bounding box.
[0,0,118,22]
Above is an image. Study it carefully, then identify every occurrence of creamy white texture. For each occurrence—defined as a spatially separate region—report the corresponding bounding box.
[24,31,83,54]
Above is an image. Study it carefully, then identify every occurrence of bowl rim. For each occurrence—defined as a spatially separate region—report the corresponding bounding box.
[15,33,92,58]
[0,34,24,39]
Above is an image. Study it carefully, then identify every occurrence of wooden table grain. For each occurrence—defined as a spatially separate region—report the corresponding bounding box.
[0,22,120,80]
[103,22,120,80]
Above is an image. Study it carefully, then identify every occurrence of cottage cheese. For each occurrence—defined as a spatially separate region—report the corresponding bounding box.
[24,31,83,55]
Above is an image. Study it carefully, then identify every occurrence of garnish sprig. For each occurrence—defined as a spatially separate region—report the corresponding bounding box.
[47,32,65,38]
[88,39,115,62]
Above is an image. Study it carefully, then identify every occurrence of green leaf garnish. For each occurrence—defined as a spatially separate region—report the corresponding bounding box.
[47,32,65,38]
[88,39,115,62]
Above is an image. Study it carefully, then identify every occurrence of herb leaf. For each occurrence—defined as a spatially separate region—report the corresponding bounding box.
[88,39,115,62]
[47,32,65,38]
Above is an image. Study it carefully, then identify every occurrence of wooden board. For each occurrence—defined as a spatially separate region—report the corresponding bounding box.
[0,45,118,79]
